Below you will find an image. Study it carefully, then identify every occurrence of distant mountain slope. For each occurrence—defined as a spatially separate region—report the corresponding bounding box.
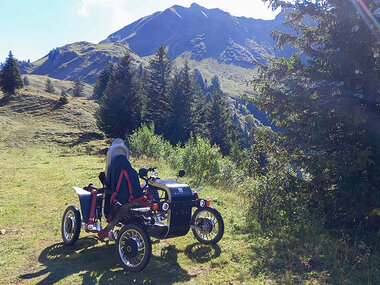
[101,3,291,67]
[21,42,145,84]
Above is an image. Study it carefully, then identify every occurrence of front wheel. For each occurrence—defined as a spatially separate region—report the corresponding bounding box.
[116,224,152,272]
[61,206,81,245]
[191,207,224,245]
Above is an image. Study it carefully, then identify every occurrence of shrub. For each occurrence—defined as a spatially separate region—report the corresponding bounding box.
[169,136,222,185]
[127,124,172,159]
[58,95,68,105]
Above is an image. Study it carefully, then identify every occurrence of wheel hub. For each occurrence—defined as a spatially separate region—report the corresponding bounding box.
[65,217,73,233]
[123,238,139,258]
[198,218,214,234]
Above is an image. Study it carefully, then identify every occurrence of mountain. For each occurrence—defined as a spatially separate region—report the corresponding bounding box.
[101,3,290,67]
[21,3,291,85]
[20,42,145,84]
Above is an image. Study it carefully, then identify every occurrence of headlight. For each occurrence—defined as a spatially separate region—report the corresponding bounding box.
[161,202,169,211]
[199,199,205,207]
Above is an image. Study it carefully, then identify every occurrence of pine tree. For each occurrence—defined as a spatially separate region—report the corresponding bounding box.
[192,91,210,137]
[23,76,30,86]
[95,53,142,138]
[193,68,205,91]
[93,63,114,100]
[145,45,172,135]
[208,89,232,155]
[45,78,55,94]
[191,86,210,138]
[166,61,195,144]
[211,75,221,91]
[72,78,84,97]
[253,0,380,226]
[0,51,23,95]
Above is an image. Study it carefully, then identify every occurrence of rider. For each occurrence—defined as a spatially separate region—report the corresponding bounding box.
[97,139,152,241]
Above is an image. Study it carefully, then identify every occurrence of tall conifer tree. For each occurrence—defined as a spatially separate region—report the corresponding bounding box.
[73,78,84,97]
[93,63,114,101]
[145,45,172,135]
[0,51,23,95]
[208,89,232,155]
[45,78,55,94]
[253,0,380,226]
[96,53,142,138]
[166,61,194,144]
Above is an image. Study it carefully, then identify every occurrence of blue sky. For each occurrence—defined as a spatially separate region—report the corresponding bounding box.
[0,0,279,63]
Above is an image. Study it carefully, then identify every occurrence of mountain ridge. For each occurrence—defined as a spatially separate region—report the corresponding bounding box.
[101,3,290,67]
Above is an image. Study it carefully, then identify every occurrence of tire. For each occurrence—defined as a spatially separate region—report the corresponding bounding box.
[116,224,152,272]
[61,206,81,245]
[191,207,224,245]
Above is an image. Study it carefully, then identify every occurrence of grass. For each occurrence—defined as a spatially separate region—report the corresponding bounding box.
[0,145,256,284]
[0,88,257,284]
[0,88,379,284]
[24,74,94,98]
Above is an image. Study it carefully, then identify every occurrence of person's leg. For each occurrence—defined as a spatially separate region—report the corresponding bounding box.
[98,203,138,241]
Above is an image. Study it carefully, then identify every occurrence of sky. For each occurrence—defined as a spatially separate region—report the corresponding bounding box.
[0,0,279,63]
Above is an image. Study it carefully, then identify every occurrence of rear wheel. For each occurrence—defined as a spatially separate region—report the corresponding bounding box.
[61,206,81,245]
[192,207,224,245]
[116,224,151,272]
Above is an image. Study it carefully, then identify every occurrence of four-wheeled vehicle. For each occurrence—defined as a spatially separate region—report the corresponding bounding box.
[61,139,224,271]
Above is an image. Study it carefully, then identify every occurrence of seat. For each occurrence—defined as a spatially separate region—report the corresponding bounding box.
[105,138,130,186]
[109,154,143,205]
[103,139,144,219]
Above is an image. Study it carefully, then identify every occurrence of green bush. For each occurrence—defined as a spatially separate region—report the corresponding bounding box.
[169,136,222,185]
[128,126,241,186]
[219,157,244,187]
[127,124,172,159]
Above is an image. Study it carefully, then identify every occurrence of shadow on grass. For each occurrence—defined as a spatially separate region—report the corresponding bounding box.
[20,237,221,284]
[68,132,104,147]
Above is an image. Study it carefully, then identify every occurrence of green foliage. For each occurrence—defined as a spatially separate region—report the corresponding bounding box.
[191,87,210,138]
[247,127,310,235]
[144,45,172,135]
[208,89,233,155]
[93,63,114,100]
[72,77,84,97]
[44,78,55,94]
[252,0,380,228]
[169,135,223,185]
[0,51,23,95]
[58,95,68,105]
[166,61,195,144]
[96,53,143,138]
[23,76,30,86]
[127,124,172,159]
[127,125,242,186]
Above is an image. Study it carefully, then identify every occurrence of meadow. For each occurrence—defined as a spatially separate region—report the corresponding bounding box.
[1,87,378,284]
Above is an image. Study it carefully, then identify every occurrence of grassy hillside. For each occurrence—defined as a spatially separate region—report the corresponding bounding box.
[24,75,94,98]
[0,87,103,151]
[174,53,257,99]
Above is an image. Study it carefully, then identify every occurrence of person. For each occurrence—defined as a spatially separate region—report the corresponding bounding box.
[97,139,152,241]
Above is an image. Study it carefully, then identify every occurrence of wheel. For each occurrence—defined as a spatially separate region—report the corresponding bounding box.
[61,206,81,245]
[116,224,152,272]
[191,207,224,245]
